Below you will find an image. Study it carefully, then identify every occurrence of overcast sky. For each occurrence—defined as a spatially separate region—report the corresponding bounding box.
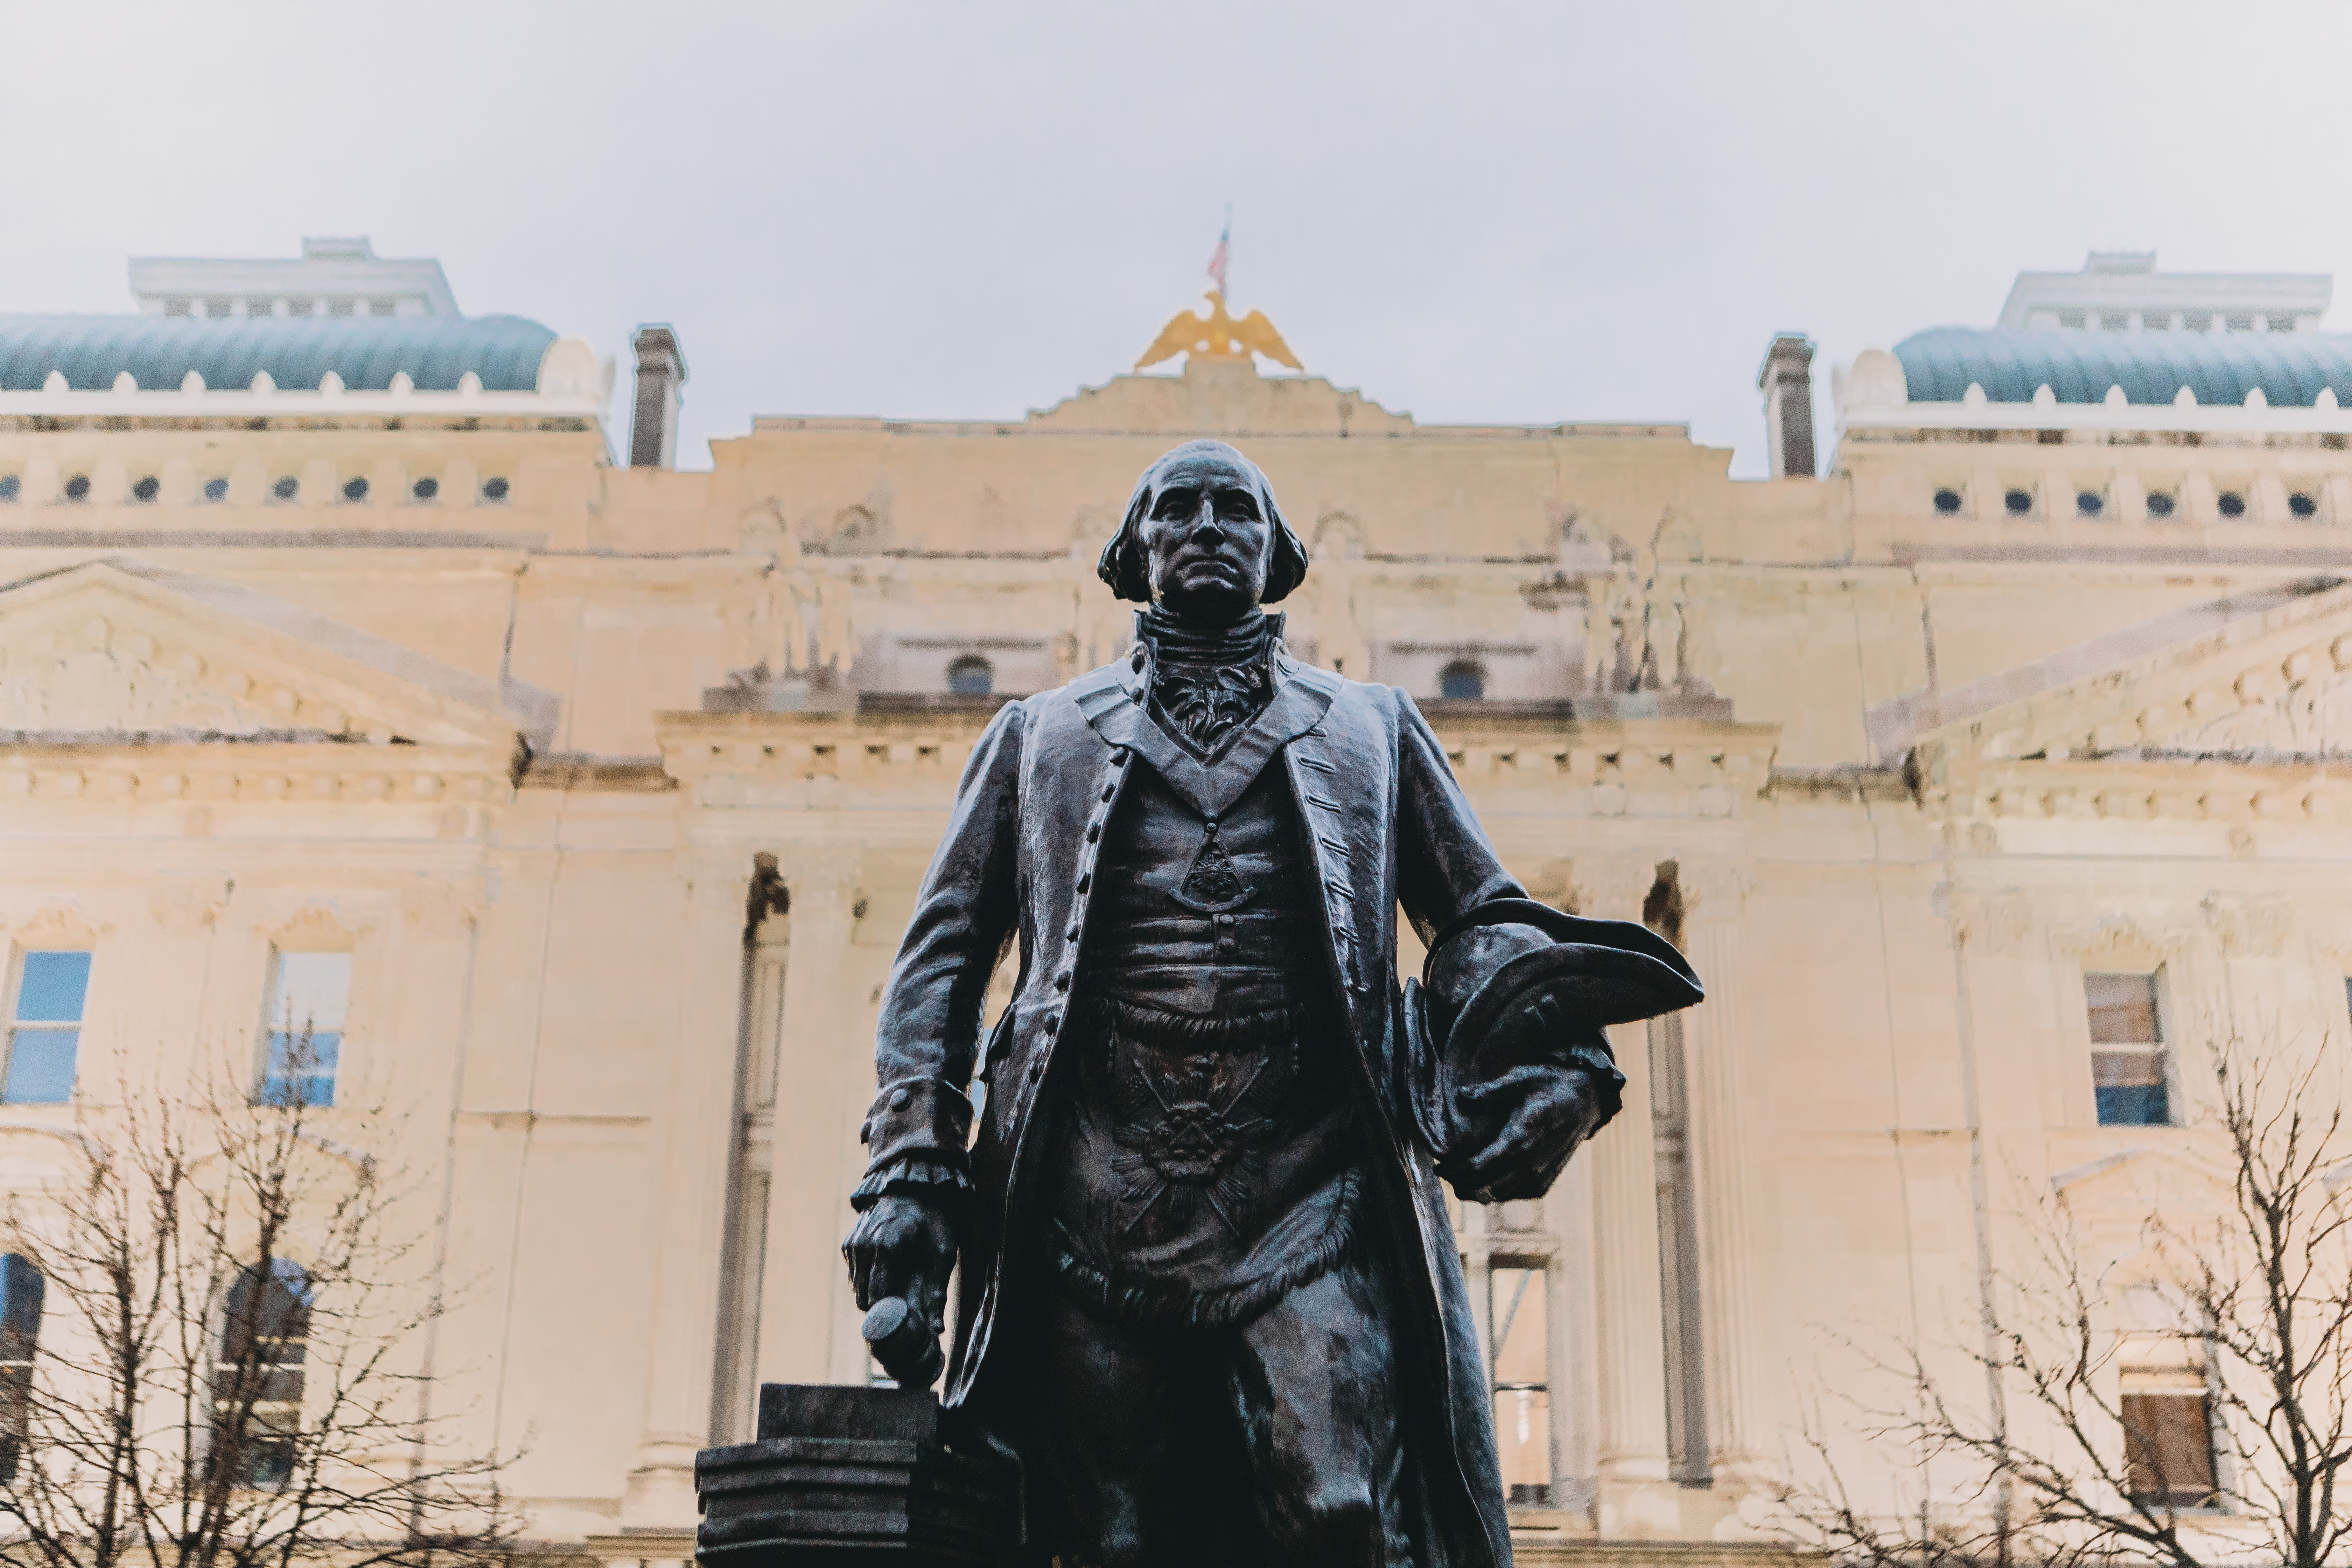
[6,2,2349,477]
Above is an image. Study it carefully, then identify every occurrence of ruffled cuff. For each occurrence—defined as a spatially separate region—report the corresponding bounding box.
[849,1156,975,1212]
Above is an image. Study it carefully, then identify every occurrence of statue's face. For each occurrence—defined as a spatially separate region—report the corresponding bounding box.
[1137,449,1273,624]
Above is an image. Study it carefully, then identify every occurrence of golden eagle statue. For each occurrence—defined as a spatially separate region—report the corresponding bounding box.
[1135,290,1303,371]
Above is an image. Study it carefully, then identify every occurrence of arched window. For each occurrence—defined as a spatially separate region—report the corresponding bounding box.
[1439,659,1488,701]
[947,655,994,698]
[215,1260,310,1490]
[0,1254,42,1479]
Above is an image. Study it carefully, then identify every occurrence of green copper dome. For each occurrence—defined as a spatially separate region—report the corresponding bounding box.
[0,313,558,393]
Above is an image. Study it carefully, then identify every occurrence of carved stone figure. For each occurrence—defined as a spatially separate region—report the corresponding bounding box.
[842,440,1702,1567]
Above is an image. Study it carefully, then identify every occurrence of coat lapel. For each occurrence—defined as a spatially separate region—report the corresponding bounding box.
[1072,655,1339,817]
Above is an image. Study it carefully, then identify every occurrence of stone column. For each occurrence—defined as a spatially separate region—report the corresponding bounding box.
[624,850,755,1528]
[1679,863,1776,1486]
[1576,858,1673,1488]
[757,850,867,1387]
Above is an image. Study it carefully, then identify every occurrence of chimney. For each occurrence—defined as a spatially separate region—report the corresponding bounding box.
[1757,334,1816,479]
[628,324,688,469]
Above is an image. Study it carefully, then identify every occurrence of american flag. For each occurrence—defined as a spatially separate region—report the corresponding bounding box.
[1206,211,1230,298]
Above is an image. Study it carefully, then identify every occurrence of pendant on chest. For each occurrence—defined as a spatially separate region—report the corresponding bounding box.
[1170,813,1253,914]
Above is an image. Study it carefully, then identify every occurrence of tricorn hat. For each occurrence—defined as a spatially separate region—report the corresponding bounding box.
[1422,898,1702,1069]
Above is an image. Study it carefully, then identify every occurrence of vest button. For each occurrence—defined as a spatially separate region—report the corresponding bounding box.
[1066,923,1082,941]
[1101,783,1116,802]
[1086,821,1101,842]
[1043,1014,1059,1033]
[1055,971,1071,991]
[888,1087,912,1112]
[1076,873,1091,894]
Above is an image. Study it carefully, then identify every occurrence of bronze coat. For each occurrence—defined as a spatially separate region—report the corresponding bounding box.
[861,649,1525,1567]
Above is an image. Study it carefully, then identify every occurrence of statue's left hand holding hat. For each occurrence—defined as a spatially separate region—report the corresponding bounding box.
[1408,899,1703,1203]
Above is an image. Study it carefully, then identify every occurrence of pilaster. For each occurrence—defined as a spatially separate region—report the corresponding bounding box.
[1678,862,1777,1490]
[756,849,869,1387]
[1577,858,1675,1499]
[623,850,754,1529]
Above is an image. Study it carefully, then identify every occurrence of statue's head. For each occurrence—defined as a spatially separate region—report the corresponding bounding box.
[1097,440,1309,622]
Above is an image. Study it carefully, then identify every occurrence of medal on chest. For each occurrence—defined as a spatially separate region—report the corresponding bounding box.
[1171,812,1253,913]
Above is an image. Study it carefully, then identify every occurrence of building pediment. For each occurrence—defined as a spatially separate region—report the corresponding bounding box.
[1873,576,2352,783]
[0,559,555,755]
[1024,355,1419,438]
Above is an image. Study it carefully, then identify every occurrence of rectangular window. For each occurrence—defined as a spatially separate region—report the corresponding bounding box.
[2123,1390,2217,1508]
[259,952,349,1108]
[2088,973,2167,1126]
[5,952,89,1105]
[1489,1262,1552,1506]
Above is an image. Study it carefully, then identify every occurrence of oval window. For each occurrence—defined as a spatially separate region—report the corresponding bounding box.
[481,477,510,502]
[2003,488,2033,515]
[342,477,369,502]
[202,477,229,502]
[1932,488,1963,514]
[2289,492,2318,518]
[1439,659,1488,701]
[2146,492,2176,518]
[272,476,299,501]
[2218,491,2247,518]
[131,476,160,502]
[2076,491,2103,516]
[412,476,439,501]
[947,656,993,697]
[62,476,90,502]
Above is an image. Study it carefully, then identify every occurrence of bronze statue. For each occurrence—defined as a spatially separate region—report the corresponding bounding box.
[842,440,1701,1568]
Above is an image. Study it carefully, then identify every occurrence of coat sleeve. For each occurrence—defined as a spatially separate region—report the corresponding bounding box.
[1392,690,1525,945]
[850,700,1026,1210]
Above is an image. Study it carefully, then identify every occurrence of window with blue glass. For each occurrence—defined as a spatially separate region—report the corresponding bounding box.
[214,1259,309,1490]
[258,952,349,1108]
[2088,972,2168,1126]
[0,1253,43,1479]
[5,952,90,1104]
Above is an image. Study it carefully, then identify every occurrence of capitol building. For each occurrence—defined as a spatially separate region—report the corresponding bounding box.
[2,238,2350,1565]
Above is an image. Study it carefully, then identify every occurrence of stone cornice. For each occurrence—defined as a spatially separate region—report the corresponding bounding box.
[1921,754,2352,825]
[655,706,1780,819]
[0,737,518,805]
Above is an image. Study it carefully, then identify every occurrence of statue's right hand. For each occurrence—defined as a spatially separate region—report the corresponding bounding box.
[842,1193,957,1334]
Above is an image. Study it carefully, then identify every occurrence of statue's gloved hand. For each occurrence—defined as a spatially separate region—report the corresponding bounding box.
[842,1194,957,1383]
[1439,1064,1603,1204]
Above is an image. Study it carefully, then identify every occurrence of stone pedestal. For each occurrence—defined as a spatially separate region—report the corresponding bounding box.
[694,1385,1021,1568]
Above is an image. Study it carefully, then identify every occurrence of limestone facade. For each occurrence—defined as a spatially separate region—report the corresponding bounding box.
[1,252,2350,1565]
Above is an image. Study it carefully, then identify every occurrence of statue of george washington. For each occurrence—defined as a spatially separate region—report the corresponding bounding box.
[842,439,1702,1568]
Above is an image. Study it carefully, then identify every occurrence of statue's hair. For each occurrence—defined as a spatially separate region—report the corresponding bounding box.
[1096,440,1309,604]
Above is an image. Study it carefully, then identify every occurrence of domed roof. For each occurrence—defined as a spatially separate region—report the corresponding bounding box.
[1894,326,2352,407]
[0,313,558,393]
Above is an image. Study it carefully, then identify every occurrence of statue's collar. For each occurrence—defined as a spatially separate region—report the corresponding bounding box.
[1134,607,1282,671]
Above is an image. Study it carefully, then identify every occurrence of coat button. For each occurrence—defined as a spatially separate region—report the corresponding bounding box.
[1111,748,1128,766]
[1086,820,1101,842]
[859,1119,873,1144]
[1076,873,1091,894]
[888,1087,911,1112]
[1029,1060,1045,1081]
[1216,913,1236,928]
[1043,1014,1059,1033]
[1055,971,1071,991]
[1066,923,1082,941]
[1100,783,1116,802]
